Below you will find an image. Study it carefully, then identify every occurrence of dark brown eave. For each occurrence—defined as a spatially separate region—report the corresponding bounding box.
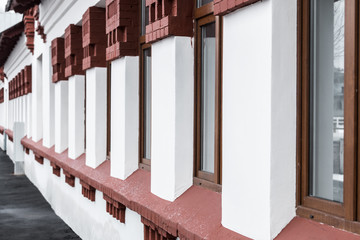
[0,21,24,67]
[6,0,41,13]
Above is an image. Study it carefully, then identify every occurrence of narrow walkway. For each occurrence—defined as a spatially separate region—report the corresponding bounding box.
[0,150,80,240]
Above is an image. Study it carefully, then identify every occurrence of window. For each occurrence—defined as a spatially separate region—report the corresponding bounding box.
[139,0,151,170]
[297,0,359,231]
[194,1,222,191]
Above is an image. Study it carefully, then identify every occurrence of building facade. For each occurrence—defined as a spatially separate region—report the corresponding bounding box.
[1,0,359,239]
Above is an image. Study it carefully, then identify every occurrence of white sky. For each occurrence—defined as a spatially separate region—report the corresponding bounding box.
[0,0,7,12]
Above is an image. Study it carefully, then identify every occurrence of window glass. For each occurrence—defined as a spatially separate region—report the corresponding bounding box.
[143,48,151,159]
[309,0,344,203]
[197,0,213,8]
[200,22,216,173]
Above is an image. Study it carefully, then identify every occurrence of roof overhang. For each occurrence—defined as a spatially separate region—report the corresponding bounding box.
[0,21,24,67]
[6,0,41,13]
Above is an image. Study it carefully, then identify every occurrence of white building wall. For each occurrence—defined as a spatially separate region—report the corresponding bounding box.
[24,152,144,240]
[0,11,22,33]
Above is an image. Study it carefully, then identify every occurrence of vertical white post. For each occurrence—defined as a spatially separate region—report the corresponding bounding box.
[13,122,25,175]
[110,57,139,180]
[26,93,32,138]
[68,75,85,160]
[86,67,107,168]
[151,37,194,202]
[43,47,55,148]
[32,56,43,142]
[55,81,69,154]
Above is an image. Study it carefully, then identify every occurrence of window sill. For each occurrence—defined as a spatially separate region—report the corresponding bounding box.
[21,137,245,240]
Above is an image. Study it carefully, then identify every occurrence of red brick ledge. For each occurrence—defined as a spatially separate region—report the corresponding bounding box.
[214,0,261,16]
[0,126,4,135]
[21,137,247,240]
[5,129,13,142]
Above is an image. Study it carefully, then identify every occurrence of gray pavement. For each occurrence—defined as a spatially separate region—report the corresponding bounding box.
[0,150,81,240]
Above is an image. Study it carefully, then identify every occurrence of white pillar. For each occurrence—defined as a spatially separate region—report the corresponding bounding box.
[26,93,32,137]
[221,1,296,239]
[68,75,85,160]
[86,67,107,168]
[32,56,43,142]
[13,122,25,175]
[151,36,194,202]
[43,48,55,148]
[110,57,139,180]
[54,81,69,154]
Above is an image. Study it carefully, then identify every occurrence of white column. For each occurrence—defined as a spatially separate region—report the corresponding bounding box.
[110,57,139,180]
[32,56,43,142]
[43,47,55,148]
[54,81,69,154]
[68,75,85,160]
[26,93,32,137]
[151,36,194,202]
[221,1,296,239]
[86,67,107,168]
[13,122,25,175]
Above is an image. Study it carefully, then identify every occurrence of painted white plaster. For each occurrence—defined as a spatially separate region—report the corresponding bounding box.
[151,36,194,202]
[110,57,139,180]
[68,75,85,160]
[42,47,55,148]
[32,55,43,142]
[55,81,69,154]
[23,152,144,240]
[86,68,107,169]
[221,1,296,239]
[6,136,13,161]
[26,93,32,138]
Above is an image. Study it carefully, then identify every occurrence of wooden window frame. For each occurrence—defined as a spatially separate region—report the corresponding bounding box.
[106,61,111,160]
[139,1,151,171]
[297,0,360,232]
[193,1,222,192]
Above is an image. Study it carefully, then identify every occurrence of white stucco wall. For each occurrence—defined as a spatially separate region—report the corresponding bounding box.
[24,151,144,240]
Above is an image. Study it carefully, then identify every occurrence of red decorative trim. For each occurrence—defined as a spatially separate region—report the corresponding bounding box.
[5,129,13,142]
[64,170,75,187]
[82,7,106,70]
[50,162,61,177]
[23,8,35,54]
[213,0,261,16]
[24,147,30,155]
[145,0,193,44]
[103,194,126,223]
[65,24,84,78]
[105,0,139,61]
[142,217,176,240]
[80,180,96,201]
[32,5,46,43]
[51,38,67,83]
[34,152,44,164]
[0,126,4,135]
[24,65,32,94]
[20,137,244,239]
[0,66,4,82]
[0,88,4,103]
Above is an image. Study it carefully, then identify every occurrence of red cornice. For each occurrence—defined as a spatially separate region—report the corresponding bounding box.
[6,0,41,14]
[0,21,24,67]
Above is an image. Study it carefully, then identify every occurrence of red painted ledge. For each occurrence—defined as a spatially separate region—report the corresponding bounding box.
[5,129,13,142]
[21,137,247,240]
[276,217,360,240]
